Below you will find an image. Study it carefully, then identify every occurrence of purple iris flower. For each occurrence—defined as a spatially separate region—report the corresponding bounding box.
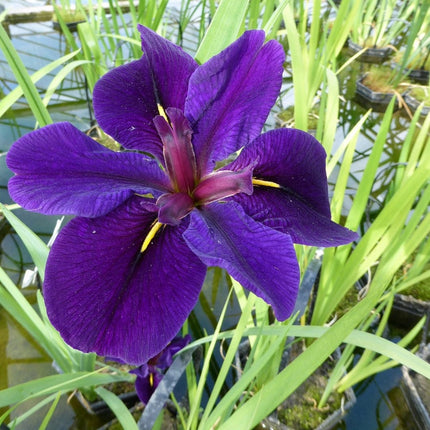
[130,335,190,404]
[6,26,357,365]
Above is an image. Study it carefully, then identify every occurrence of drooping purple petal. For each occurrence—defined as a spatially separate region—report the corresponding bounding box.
[228,128,332,217]
[231,188,358,246]
[44,196,206,365]
[185,30,285,175]
[227,128,358,246]
[93,26,197,159]
[183,202,299,321]
[6,123,170,217]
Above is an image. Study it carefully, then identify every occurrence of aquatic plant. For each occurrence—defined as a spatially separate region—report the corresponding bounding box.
[6,25,356,366]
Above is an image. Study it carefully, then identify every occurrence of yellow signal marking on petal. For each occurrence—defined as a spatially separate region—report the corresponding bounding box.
[149,373,154,387]
[252,178,281,189]
[157,103,169,122]
[141,221,163,253]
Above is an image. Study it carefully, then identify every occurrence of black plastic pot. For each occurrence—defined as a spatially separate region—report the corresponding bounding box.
[391,62,430,85]
[407,69,430,85]
[52,20,85,32]
[354,75,399,112]
[388,294,430,328]
[401,344,430,429]
[403,92,430,117]
[76,390,140,416]
[348,40,394,64]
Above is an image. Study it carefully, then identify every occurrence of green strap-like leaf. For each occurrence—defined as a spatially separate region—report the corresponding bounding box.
[0,24,52,126]
[0,370,133,408]
[194,0,248,63]
[95,387,138,430]
[0,204,49,281]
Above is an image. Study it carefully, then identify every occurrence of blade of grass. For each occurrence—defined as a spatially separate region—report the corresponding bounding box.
[194,0,248,63]
[95,387,138,430]
[198,280,256,427]
[0,25,52,126]
[0,50,81,117]
[0,370,133,407]
[38,391,62,430]
[186,287,233,430]
[0,205,49,281]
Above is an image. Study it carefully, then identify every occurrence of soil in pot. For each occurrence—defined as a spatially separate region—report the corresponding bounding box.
[276,340,355,430]
[354,66,409,112]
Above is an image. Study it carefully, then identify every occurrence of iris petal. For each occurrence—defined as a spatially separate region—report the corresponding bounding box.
[93,25,197,158]
[6,122,170,217]
[227,128,358,245]
[232,188,358,246]
[44,197,206,364]
[185,30,285,175]
[183,202,300,321]
[227,128,332,217]
[138,25,198,111]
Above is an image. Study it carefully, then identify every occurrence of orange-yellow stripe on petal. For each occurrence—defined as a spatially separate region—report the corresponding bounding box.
[157,103,169,122]
[252,178,281,188]
[149,373,154,387]
[141,221,163,253]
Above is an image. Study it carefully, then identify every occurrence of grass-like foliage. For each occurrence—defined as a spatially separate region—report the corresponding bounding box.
[0,1,430,429]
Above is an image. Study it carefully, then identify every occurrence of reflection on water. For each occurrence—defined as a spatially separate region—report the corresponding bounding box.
[339,367,418,430]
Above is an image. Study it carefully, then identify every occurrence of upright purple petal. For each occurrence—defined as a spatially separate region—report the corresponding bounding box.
[93,26,197,158]
[44,197,206,364]
[138,25,198,111]
[93,59,164,159]
[6,123,170,217]
[185,30,285,175]
[183,202,299,321]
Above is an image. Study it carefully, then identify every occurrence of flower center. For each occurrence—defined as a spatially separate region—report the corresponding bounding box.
[153,107,197,194]
[152,108,253,226]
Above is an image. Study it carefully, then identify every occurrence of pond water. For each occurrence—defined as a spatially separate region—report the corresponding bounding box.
[0,2,426,429]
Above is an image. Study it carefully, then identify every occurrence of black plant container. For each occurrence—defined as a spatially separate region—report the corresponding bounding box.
[348,40,394,64]
[53,20,85,32]
[354,75,399,112]
[388,294,430,328]
[391,62,430,85]
[401,344,430,429]
[403,92,430,117]
[75,390,140,416]
[407,69,430,85]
